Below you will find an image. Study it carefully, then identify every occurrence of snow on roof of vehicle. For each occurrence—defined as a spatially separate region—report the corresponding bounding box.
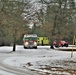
[60,41,67,43]
[24,34,37,37]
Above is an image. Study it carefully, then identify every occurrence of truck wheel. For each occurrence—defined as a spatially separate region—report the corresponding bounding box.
[24,46,27,49]
[66,44,68,47]
[33,47,37,49]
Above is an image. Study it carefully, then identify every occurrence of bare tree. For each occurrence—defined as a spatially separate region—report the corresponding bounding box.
[0,0,29,51]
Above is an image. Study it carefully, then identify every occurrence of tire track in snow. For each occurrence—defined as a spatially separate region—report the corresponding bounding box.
[0,54,41,75]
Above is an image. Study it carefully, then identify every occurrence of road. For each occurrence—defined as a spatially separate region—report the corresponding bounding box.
[0,54,38,75]
[0,46,48,75]
[0,45,75,75]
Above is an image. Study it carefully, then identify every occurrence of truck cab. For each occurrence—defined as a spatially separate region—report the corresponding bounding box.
[23,34,37,49]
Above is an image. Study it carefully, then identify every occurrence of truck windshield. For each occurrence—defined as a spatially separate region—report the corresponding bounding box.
[24,37,37,40]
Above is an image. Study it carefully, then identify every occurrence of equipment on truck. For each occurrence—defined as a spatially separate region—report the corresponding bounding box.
[23,34,37,49]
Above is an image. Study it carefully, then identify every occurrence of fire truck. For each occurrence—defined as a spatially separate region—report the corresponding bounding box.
[53,40,68,47]
[37,37,49,45]
[23,34,37,49]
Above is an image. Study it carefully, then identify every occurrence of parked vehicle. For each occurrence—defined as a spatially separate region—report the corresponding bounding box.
[37,37,49,45]
[23,34,37,49]
[53,40,68,47]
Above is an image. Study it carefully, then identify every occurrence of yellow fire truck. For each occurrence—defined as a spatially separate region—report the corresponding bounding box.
[37,37,49,45]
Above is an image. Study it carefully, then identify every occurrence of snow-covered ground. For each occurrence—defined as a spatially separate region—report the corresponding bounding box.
[0,45,76,75]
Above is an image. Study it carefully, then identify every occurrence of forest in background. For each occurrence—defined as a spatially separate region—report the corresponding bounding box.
[0,0,76,46]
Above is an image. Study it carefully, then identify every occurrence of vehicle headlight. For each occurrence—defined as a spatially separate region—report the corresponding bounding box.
[25,42,28,45]
[34,42,37,45]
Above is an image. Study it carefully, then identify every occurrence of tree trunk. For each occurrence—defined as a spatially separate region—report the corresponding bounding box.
[13,42,16,51]
[13,29,16,51]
